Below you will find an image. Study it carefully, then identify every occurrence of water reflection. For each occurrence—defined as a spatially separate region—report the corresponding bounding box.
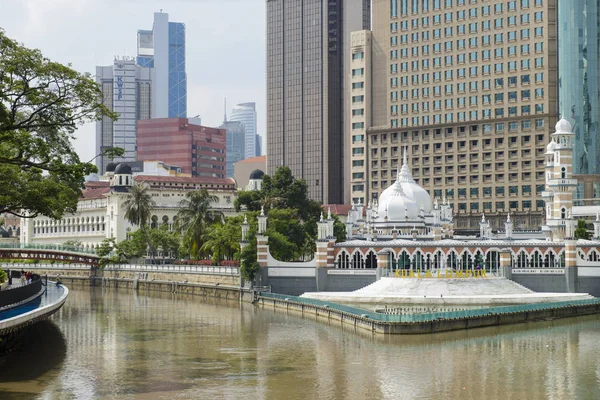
[0,287,598,399]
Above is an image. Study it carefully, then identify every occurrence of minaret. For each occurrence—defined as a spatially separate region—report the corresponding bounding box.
[594,213,600,240]
[505,213,513,240]
[541,118,577,241]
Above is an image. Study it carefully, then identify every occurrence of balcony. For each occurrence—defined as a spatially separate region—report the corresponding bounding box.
[541,191,553,199]
[547,178,578,187]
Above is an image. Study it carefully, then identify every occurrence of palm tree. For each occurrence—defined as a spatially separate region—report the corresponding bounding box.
[121,183,156,259]
[176,189,223,259]
[122,183,156,227]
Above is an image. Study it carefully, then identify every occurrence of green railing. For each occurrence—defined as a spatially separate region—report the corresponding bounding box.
[259,292,600,323]
[0,243,99,256]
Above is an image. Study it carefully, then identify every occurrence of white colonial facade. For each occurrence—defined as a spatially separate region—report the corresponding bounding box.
[21,164,237,250]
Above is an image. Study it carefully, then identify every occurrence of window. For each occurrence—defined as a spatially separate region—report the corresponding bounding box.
[352,68,364,77]
[352,52,364,60]
[353,82,364,89]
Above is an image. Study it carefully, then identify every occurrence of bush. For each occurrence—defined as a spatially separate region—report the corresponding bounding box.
[0,269,6,283]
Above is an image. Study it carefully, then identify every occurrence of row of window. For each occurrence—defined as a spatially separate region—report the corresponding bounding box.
[392,43,544,63]
[390,90,544,114]
[390,106,545,127]
[392,10,544,32]
[391,0,543,19]
[391,27,544,46]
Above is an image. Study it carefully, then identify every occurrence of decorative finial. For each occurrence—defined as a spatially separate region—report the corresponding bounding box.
[243,215,248,224]
[507,213,511,223]
[320,212,324,222]
[596,212,599,222]
[481,213,486,223]
[260,206,265,216]
[327,207,332,220]
[403,145,408,166]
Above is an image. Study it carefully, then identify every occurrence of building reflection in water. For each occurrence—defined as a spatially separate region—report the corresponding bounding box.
[2,287,597,399]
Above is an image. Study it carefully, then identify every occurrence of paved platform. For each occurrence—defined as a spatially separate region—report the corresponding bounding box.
[302,278,594,305]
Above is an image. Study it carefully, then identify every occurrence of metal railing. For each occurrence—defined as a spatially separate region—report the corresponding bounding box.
[0,243,98,256]
[104,264,240,276]
[260,292,600,323]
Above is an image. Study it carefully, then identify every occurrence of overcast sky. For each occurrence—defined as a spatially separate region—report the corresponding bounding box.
[0,0,266,162]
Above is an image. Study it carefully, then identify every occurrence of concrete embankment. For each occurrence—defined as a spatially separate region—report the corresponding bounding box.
[0,263,254,303]
[258,294,600,335]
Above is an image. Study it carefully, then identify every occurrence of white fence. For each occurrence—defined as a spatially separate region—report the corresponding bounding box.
[0,262,239,276]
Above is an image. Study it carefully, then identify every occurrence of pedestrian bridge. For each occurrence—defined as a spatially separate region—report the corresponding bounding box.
[0,244,100,266]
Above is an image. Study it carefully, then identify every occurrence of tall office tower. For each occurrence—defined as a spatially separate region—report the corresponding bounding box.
[255,135,262,157]
[220,120,246,177]
[349,0,557,231]
[95,57,153,174]
[558,1,600,200]
[266,0,371,204]
[229,102,258,159]
[137,11,187,118]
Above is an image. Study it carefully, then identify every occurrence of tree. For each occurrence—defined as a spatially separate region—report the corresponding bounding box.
[201,216,242,264]
[574,219,591,240]
[122,182,156,259]
[239,227,260,282]
[176,189,223,259]
[0,29,117,219]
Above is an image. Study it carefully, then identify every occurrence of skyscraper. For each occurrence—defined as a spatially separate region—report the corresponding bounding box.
[348,0,557,231]
[95,57,153,174]
[558,1,600,182]
[137,11,187,118]
[220,120,246,178]
[229,102,258,159]
[266,0,371,204]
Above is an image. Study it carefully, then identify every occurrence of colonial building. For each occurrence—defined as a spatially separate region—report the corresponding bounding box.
[20,163,237,250]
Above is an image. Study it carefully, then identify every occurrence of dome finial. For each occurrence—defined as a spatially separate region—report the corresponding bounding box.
[403,145,408,166]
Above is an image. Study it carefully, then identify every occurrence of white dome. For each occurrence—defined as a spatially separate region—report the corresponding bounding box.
[546,140,556,154]
[377,150,433,215]
[555,118,572,133]
[377,182,419,220]
[397,163,432,213]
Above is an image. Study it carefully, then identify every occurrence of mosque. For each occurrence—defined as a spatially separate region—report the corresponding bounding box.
[250,119,600,286]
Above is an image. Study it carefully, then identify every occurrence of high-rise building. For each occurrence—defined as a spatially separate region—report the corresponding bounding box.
[557,1,600,187]
[220,120,246,178]
[255,134,262,157]
[137,118,226,178]
[95,57,153,174]
[266,0,371,204]
[348,0,557,231]
[137,11,187,118]
[229,102,258,159]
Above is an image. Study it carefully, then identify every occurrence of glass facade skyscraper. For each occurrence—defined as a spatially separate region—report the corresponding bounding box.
[558,0,600,175]
[137,12,187,118]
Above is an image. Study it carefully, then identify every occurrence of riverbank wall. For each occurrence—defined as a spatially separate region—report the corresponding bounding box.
[0,263,254,303]
[257,293,600,335]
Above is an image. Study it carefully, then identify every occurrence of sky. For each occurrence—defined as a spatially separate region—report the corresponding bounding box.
[0,0,266,162]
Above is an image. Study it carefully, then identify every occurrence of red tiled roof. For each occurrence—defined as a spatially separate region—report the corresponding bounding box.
[81,187,110,200]
[234,155,266,164]
[85,181,110,189]
[135,175,236,186]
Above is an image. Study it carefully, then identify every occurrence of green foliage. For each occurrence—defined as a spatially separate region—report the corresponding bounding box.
[0,29,117,219]
[574,219,591,240]
[62,239,82,248]
[201,216,243,264]
[0,268,7,283]
[122,183,156,228]
[147,225,180,259]
[239,227,260,282]
[176,189,223,259]
[235,166,347,262]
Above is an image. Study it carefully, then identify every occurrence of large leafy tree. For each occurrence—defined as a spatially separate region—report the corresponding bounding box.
[234,167,346,261]
[0,29,118,218]
[176,189,223,259]
[201,215,243,264]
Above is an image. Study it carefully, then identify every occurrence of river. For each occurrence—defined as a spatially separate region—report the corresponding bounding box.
[0,287,599,399]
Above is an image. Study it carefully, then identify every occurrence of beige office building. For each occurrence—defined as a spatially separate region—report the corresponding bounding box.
[347,0,557,231]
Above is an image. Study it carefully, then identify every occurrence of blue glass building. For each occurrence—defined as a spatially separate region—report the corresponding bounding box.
[558,0,600,175]
[137,13,187,118]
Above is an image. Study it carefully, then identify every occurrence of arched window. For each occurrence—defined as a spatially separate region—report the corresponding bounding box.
[365,251,378,269]
[561,208,566,219]
[352,252,364,269]
[561,167,566,179]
